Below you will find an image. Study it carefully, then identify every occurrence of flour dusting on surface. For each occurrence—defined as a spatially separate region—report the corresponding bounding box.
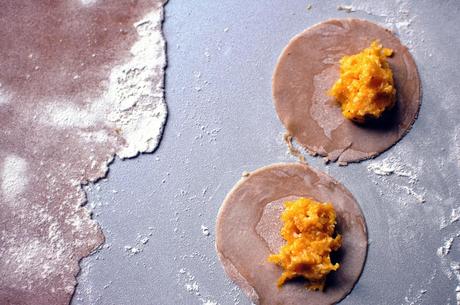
[177,267,220,304]
[0,87,10,105]
[336,1,420,49]
[368,157,416,179]
[1,155,28,203]
[201,225,210,236]
[367,156,426,203]
[40,101,106,129]
[0,1,167,304]
[79,0,97,6]
[337,4,356,13]
[107,10,167,159]
[123,233,152,256]
[178,268,201,296]
[437,210,460,305]
[438,237,456,258]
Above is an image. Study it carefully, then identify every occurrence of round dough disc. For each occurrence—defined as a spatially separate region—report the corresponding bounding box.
[215,163,367,305]
[272,19,421,164]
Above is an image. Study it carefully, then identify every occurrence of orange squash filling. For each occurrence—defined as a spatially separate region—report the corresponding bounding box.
[268,197,341,291]
[329,41,396,123]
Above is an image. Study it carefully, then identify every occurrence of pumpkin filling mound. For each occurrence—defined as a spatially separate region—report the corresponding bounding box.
[268,197,342,291]
[329,41,396,123]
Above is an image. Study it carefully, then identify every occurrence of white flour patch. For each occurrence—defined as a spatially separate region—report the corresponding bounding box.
[437,237,455,258]
[1,154,29,203]
[37,8,167,156]
[40,100,107,129]
[367,158,414,178]
[0,87,10,105]
[201,225,210,236]
[107,10,167,158]
[367,156,426,203]
[79,0,97,6]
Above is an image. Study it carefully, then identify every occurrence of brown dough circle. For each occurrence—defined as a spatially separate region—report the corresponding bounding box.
[215,163,367,305]
[272,19,421,164]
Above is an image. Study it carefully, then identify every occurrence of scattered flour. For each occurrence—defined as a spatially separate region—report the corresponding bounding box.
[79,0,97,6]
[201,225,210,236]
[451,208,460,224]
[437,216,460,304]
[0,204,77,293]
[0,87,10,105]
[402,270,435,305]
[185,281,200,294]
[123,234,151,256]
[40,100,106,129]
[442,207,460,229]
[177,268,219,304]
[367,156,426,203]
[437,237,455,258]
[450,262,460,305]
[336,1,419,49]
[1,154,28,203]
[179,268,201,296]
[4,235,65,285]
[124,245,142,255]
[337,4,356,13]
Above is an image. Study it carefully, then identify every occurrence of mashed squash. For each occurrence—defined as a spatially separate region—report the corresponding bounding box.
[329,41,396,122]
[268,197,342,291]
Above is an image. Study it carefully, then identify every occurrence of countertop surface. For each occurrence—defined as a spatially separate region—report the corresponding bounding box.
[72,1,460,304]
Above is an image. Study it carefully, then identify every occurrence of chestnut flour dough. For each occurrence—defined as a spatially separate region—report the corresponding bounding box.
[216,163,367,305]
[0,1,167,304]
[273,19,421,164]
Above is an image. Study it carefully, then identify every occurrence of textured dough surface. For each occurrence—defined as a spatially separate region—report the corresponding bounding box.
[0,1,166,304]
[215,163,368,305]
[273,19,421,164]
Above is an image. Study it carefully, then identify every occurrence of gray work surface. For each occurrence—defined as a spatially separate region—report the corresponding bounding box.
[72,1,460,304]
